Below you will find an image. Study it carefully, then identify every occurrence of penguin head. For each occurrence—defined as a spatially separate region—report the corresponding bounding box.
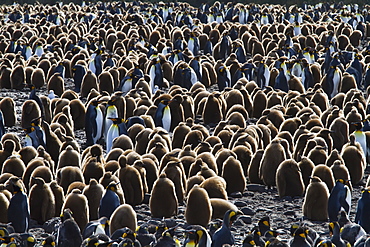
[336,178,350,186]
[317,239,334,247]
[361,187,370,198]
[292,227,307,239]
[12,179,24,194]
[106,181,120,192]
[328,222,340,236]
[225,209,242,227]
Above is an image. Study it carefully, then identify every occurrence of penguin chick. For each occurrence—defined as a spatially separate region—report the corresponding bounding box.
[109,204,137,235]
[276,159,305,198]
[302,176,329,221]
[185,185,212,227]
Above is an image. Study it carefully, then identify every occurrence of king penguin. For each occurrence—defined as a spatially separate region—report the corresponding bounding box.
[98,182,121,220]
[104,99,118,141]
[355,187,370,233]
[256,60,270,89]
[57,208,83,247]
[149,57,164,94]
[154,100,172,133]
[7,179,30,233]
[72,64,86,93]
[328,179,352,222]
[212,209,242,247]
[106,118,128,153]
[89,48,103,77]
[85,99,104,146]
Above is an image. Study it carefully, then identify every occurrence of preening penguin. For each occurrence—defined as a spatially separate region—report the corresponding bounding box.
[302,176,329,221]
[183,225,212,247]
[328,179,351,222]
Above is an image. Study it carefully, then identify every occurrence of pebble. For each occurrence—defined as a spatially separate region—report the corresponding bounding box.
[241,207,256,216]
[284,211,296,216]
[239,216,252,224]
[229,191,243,198]
[246,184,266,192]
[234,201,248,207]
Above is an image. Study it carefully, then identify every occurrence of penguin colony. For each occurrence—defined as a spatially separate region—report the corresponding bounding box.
[1,0,370,246]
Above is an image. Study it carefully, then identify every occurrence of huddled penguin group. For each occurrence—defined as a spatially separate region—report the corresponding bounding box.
[2,0,370,246]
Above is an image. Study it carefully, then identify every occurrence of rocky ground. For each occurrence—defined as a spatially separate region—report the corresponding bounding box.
[2,80,369,246]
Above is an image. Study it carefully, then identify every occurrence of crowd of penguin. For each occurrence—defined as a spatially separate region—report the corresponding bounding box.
[2,0,370,246]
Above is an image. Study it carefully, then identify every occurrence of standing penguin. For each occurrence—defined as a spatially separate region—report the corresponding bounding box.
[256,60,270,89]
[154,100,172,133]
[355,187,370,233]
[106,118,128,153]
[212,209,242,247]
[276,159,305,198]
[85,100,104,146]
[150,173,178,218]
[62,189,89,232]
[259,139,286,188]
[328,179,352,222]
[0,110,5,140]
[118,156,144,206]
[28,177,55,225]
[216,65,231,91]
[185,185,212,227]
[104,99,118,141]
[57,208,83,247]
[302,176,329,221]
[323,65,342,99]
[7,179,30,233]
[72,64,86,93]
[89,49,103,76]
[274,67,289,92]
[148,57,163,94]
[98,182,121,220]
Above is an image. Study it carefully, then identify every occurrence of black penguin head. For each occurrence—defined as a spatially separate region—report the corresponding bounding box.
[106,182,119,192]
[12,179,23,194]
[61,208,74,221]
[328,222,340,236]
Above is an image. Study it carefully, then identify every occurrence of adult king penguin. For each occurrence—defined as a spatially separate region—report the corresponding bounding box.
[106,118,128,153]
[155,100,172,133]
[7,179,30,233]
[72,64,86,93]
[85,99,104,146]
[328,179,352,222]
[355,187,370,233]
[149,57,163,94]
[212,209,242,247]
[104,99,118,141]
[98,182,121,220]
